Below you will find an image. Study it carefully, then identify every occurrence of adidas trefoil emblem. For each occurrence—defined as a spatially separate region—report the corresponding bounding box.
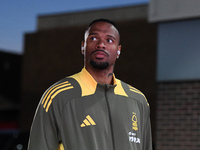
[80,115,96,127]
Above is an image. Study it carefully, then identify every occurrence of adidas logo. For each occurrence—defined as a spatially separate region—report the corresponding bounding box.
[80,115,96,127]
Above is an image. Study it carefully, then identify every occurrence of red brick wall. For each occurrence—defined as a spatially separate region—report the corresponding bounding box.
[156,81,200,150]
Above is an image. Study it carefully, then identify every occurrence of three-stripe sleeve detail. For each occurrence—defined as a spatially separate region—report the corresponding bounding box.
[41,81,73,112]
[128,85,149,106]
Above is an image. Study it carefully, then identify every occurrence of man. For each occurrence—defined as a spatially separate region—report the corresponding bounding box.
[28,18,152,150]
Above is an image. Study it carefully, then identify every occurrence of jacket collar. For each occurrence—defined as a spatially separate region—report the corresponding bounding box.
[70,67,128,97]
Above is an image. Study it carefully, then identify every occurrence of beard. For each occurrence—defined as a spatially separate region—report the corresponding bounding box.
[90,60,109,70]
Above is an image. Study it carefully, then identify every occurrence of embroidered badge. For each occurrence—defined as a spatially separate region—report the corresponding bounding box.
[129,112,140,143]
[132,112,138,131]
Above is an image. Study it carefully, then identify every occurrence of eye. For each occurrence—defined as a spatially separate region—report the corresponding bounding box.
[107,38,113,43]
[90,37,97,41]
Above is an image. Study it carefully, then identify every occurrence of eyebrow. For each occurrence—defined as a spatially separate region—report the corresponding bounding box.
[89,32,116,40]
[106,35,116,40]
[88,33,98,36]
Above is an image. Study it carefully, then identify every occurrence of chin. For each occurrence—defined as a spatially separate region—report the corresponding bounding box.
[90,60,109,70]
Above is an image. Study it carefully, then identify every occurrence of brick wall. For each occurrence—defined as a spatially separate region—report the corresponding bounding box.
[156,81,200,150]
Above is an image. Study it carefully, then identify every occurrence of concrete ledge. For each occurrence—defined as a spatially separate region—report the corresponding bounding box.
[37,4,147,30]
[149,0,200,22]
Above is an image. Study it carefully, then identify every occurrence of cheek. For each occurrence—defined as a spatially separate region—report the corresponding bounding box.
[110,46,119,55]
[110,50,118,60]
[86,40,96,46]
[85,42,96,53]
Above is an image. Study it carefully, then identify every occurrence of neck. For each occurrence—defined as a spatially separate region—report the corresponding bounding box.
[86,66,114,85]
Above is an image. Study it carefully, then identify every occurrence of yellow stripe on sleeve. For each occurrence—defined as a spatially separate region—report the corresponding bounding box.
[42,81,69,104]
[45,86,73,112]
[43,83,71,108]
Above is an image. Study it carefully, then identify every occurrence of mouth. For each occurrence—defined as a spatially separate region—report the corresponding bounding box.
[91,50,109,59]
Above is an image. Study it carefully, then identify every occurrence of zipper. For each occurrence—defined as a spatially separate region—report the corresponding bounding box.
[104,85,115,150]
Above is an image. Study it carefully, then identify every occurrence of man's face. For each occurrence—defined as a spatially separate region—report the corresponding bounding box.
[83,21,121,70]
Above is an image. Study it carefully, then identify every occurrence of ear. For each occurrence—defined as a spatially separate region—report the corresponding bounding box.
[117,45,121,58]
[81,41,85,55]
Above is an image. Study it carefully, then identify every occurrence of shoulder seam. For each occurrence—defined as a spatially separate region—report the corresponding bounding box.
[128,85,145,97]
[128,85,149,106]
[41,80,74,112]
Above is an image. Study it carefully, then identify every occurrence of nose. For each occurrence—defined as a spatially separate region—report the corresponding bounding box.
[96,40,106,49]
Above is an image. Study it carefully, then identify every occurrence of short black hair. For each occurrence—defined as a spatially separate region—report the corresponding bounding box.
[85,18,120,42]
[88,18,118,30]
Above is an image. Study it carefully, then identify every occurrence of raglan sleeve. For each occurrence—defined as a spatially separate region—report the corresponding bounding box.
[27,91,60,150]
[143,104,153,150]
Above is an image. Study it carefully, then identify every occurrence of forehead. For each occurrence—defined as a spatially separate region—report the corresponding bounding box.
[86,22,119,39]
